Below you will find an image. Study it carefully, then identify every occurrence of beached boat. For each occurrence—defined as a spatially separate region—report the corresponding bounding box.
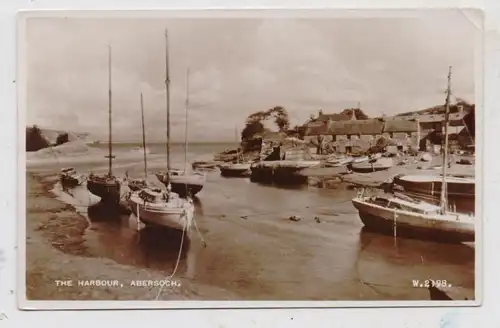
[192,161,218,170]
[348,157,393,173]
[220,162,252,177]
[87,45,121,204]
[128,187,194,230]
[325,155,353,167]
[129,30,194,231]
[352,156,369,163]
[219,126,252,177]
[392,174,475,198]
[155,69,206,197]
[351,193,474,243]
[156,169,206,197]
[59,167,85,187]
[351,67,475,243]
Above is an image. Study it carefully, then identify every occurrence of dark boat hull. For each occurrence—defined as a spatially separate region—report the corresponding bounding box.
[169,182,203,197]
[87,179,121,204]
[249,165,308,185]
[393,176,475,198]
[60,175,82,188]
[220,167,250,177]
[357,211,474,244]
[347,163,392,173]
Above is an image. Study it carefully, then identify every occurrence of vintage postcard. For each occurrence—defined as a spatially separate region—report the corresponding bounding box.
[18,9,482,309]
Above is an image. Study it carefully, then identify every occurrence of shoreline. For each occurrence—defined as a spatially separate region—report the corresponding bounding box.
[25,172,238,301]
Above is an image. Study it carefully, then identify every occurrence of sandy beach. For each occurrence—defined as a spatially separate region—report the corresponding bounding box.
[25,173,239,301]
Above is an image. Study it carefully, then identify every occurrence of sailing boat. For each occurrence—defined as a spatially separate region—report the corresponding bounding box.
[126,93,149,192]
[128,29,195,231]
[60,167,85,188]
[87,45,121,204]
[351,67,475,243]
[156,68,206,197]
[219,126,252,177]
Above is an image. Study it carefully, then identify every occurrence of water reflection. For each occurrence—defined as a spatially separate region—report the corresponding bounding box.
[355,227,475,293]
[192,196,204,216]
[87,202,124,222]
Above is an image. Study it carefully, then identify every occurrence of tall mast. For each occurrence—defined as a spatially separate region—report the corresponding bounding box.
[108,44,113,177]
[140,93,148,181]
[234,125,239,163]
[184,68,190,172]
[164,29,171,172]
[440,66,452,214]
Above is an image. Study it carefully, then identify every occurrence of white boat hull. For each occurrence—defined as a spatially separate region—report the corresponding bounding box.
[352,197,474,243]
[128,194,194,231]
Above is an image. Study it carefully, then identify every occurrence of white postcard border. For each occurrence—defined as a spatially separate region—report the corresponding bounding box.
[16,8,484,310]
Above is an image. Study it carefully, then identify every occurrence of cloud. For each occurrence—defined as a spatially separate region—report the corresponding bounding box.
[24,11,478,142]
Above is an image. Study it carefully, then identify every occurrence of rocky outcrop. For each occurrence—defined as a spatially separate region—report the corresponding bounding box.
[26,125,91,152]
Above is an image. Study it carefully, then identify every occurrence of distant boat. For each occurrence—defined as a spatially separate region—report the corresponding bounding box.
[60,167,85,187]
[130,146,150,155]
[348,157,393,173]
[219,125,252,177]
[128,29,195,232]
[325,155,353,167]
[87,45,121,204]
[191,161,218,170]
[351,67,475,243]
[156,169,206,197]
[156,68,206,197]
[392,174,475,198]
[220,162,252,177]
[352,156,369,163]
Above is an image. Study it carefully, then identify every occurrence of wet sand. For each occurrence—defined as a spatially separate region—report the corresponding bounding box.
[26,173,239,300]
[25,162,476,301]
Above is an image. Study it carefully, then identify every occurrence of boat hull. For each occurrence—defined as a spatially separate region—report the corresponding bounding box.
[348,158,393,173]
[156,172,205,197]
[60,175,84,188]
[352,199,474,243]
[220,164,251,177]
[393,175,475,198]
[128,198,192,231]
[348,164,392,173]
[170,182,204,197]
[220,167,250,177]
[87,178,121,204]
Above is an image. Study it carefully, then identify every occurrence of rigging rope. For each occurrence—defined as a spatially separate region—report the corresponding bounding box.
[154,211,188,300]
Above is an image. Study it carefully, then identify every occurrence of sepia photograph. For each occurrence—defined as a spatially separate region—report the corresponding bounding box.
[18,9,481,308]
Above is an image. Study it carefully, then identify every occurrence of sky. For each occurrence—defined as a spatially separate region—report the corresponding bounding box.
[24,10,480,142]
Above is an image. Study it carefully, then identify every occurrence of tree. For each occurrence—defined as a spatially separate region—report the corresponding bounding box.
[240,106,291,142]
[241,119,265,141]
[340,108,369,120]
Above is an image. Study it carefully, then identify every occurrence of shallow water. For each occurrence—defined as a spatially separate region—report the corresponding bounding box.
[53,162,475,301]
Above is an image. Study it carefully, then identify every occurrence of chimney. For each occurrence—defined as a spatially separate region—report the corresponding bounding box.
[351,108,356,120]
